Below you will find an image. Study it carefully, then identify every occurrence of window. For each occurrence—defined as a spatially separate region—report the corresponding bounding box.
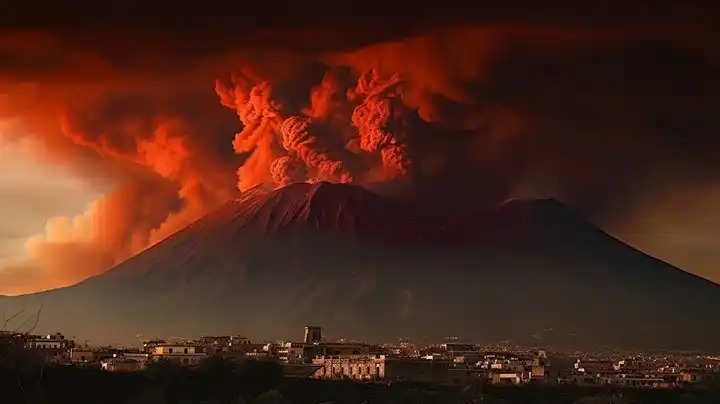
[168,348,173,354]
[184,348,188,354]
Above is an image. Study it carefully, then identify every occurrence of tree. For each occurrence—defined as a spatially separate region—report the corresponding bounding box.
[0,307,45,399]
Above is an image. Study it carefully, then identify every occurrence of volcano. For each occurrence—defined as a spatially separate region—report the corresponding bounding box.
[2,182,719,351]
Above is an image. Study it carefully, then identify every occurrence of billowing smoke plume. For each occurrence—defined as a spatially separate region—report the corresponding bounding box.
[0,48,237,293]
[278,116,352,183]
[3,111,236,293]
[269,155,306,186]
[216,78,282,190]
[349,70,410,179]
[216,67,415,189]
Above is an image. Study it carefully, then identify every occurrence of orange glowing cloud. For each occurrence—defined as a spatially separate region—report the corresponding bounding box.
[0,22,718,294]
[0,31,240,294]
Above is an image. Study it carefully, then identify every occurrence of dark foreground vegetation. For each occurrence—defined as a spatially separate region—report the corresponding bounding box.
[2,355,720,404]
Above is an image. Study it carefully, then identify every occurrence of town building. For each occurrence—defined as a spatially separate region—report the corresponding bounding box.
[197,335,267,359]
[23,333,72,361]
[273,326,374,365]
[315,342,371,357]
[681,369,720,387]
[151,342,208,366]
[70,348,95,363]
[141,339,166,353]
[490,371,524,385]
[23,333,71,350]
[277,342,311,364]
[102,357,144,372]
[574,359,615,374]
[304,326,323,344]
[312,355,454,384]
[441,343,476,352]
[599,374,672,388]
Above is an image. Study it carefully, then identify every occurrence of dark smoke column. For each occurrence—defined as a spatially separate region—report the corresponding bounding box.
[350,70,411,180]
[270,156,307,186]
[278,116,353,184]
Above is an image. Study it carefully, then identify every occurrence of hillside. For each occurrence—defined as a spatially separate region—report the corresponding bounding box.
[1,183,719,351]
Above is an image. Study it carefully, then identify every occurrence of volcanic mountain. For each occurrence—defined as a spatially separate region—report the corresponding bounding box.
[2,182,719,351]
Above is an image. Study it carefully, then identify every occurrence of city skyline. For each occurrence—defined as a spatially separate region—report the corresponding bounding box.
[6,323,720,390]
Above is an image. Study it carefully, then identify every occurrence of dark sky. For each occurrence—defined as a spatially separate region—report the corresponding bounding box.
[0,3,719,292]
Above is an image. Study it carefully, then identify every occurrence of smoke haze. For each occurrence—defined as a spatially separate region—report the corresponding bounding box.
[0,21,719,294]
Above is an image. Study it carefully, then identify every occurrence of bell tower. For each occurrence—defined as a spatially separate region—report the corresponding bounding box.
[304,326,322,344]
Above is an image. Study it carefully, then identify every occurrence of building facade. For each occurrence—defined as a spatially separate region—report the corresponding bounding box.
[152,343,207,366]
[313,355,453,384]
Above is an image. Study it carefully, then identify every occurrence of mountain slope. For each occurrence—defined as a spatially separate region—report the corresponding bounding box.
[95,182,429,284]
[446,198,720,349]
[1,183,719,351]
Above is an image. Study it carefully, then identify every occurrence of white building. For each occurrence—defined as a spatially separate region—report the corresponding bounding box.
[313,355,453,384]
[277,342,310,364]
[24,333,70,350]
[152,343,207,366]
[490,371,523,385]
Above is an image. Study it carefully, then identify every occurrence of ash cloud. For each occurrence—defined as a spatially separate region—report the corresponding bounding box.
[1,22,720,293]
[349,70,411,179]
[278,116,353,184]
[0,34,240,293]
[215,67,411,189]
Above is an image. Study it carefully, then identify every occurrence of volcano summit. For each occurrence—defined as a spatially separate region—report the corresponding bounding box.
[2,182,719,351]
